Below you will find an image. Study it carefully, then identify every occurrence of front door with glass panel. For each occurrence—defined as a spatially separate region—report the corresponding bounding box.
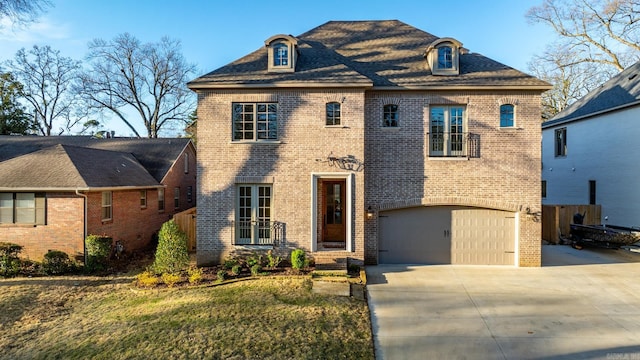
[237,185,272,245]
[321,180,346,248]
[430,106,465,157]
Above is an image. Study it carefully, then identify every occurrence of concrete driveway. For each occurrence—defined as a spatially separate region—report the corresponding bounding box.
[366,245,640,360]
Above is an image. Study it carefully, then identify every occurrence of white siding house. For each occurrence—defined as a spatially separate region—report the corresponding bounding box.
[542,62,640,228]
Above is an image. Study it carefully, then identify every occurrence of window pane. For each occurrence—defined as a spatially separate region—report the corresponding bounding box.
[326,102,341,126]
[0,193,13,208]
[16,208,35,223]
[383,104,398,127]
[437,46,453,68]
[15,193,35,208]
[500,104,514,127]
[0,193,13,223]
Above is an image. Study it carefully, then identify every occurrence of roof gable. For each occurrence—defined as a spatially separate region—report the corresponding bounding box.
[544,61,640,127]
[0,144,160,190]
[188,20,550,90]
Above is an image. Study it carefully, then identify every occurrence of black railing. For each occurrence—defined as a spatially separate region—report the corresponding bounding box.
[427,132,480,158]
[231,220,284,246]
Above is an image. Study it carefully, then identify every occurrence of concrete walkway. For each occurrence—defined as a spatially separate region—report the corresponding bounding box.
[366,245,640,360]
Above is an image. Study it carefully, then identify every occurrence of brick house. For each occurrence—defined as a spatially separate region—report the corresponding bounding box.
[188,20,550,267]
[0,136,196,261]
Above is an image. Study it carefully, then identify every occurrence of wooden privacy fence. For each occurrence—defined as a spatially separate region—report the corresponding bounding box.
[542,204,601,244]
[173,207,196,252]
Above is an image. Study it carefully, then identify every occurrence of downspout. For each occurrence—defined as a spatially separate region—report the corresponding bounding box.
[75,189,88,265]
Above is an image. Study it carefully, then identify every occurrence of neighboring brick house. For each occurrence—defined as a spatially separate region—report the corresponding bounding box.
[0,136,196,261]
[188,20,550,267]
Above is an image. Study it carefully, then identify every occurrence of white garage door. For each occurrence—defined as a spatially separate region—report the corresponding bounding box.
[378,206,515,265]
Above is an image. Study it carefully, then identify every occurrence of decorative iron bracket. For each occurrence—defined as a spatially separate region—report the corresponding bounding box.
[316,153,364,172]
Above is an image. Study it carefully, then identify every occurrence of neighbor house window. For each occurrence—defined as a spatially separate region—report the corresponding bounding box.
[232,103,278,141]
[158,188,165,212]
[383,104,398,127]
[589,180,596,205]
[273,43,288,66]
[500,104,515,127]
[184,153,189,174]
[555,127,567,156]
[236,184,272,245]
[140,190,147,208]
[187,186,193,203]
[428,106,466,157]
[101,191,112,221]
[174,187,180,209]
[0,192,45,225]
[437,46,453,69]
[326,102,341,126]
[542,180,547,198]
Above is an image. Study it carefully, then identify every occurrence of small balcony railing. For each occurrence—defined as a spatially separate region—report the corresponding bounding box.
[232,220,284,246]
[427,132,479,158]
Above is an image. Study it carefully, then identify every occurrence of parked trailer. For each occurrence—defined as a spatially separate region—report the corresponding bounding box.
[570,223,640,249]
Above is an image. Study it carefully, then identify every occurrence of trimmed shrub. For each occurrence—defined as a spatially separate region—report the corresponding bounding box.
[136,270,159,288]
[187,267,203,285]
[85,235,112,272]
[43,250,74,275]
[290,249,307,270]
[0,242,22,277]
[267,250,282,269]
[231,265,241,276]
[161,272,181,288]
[216,269,226,282]
[152,220,190,274]
[250,264,262,276]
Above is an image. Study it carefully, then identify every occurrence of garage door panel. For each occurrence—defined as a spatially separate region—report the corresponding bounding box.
[379,206,515,265]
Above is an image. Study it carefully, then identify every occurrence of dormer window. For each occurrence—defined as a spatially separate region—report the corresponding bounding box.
[425,38,463,76]
[265,34,298,73]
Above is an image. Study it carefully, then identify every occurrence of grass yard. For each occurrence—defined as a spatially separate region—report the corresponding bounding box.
[0,275,374,360]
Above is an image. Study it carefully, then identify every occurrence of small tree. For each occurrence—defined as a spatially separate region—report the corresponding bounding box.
[290,249,307,271]
[152,220,189,274]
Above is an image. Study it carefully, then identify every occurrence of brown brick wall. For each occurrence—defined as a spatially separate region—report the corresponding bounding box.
[196,89,542,266]
[0,193,84,261]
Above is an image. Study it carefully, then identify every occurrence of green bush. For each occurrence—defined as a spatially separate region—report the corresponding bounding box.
[223,257,239,270]
[290,249,307,270]
[0,242,22,277]
[43,250,74,275]
[251,264,262,276]
[246,252,263,267]
[152,220,190,274]
[85,235,112,272]
[267,250,282,269]
[216,269,226,282]
[231,265,241,276]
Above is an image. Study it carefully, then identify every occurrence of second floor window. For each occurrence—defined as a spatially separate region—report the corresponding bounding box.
[429,106,466,157]
[500,104,515,127]
[326,102,341,126]
[383,104,398,127]
[233,103,278,141]
[140,190,147,208]
[158,188,165,212]
[102,191,112,221]
[555,128,567,157]
[273,43,288,66]
[174,187,180,209]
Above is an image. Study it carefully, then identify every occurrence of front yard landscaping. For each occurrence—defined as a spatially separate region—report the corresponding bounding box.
[0,275,374,359]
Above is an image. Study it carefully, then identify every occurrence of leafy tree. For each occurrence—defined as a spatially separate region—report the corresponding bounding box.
[0,72,33,134]
[0,0,50,27]
[184,110,197,143]
[77,33,197,138]
[527,0,640,117]
[4,45,82,135]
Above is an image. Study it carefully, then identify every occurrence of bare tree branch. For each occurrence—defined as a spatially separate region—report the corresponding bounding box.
[76,33,196,138]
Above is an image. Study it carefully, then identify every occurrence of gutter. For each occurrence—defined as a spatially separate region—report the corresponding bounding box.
[0,185,163,192]
[75,189,88,266]
[542,100,640,129]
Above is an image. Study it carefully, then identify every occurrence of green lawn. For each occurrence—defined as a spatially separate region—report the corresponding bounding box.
[0,276,374,360]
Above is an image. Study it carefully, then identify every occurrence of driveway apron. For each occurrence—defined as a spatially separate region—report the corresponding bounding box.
[366,245,640,360]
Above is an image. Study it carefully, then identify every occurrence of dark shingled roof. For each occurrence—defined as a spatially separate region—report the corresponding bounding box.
[543,61,640,128]
[0,136,192,183]
[0,144,160,189]
[188,20,549,89]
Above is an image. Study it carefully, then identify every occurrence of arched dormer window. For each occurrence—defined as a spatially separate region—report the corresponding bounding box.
[425,38,463,76]
[265,34,298,73]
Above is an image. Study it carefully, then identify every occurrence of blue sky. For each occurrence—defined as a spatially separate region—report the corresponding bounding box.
[0,0,553,136]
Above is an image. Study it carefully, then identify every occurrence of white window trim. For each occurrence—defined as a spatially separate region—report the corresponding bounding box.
[310,173,353,252]
[101,191,112,221]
